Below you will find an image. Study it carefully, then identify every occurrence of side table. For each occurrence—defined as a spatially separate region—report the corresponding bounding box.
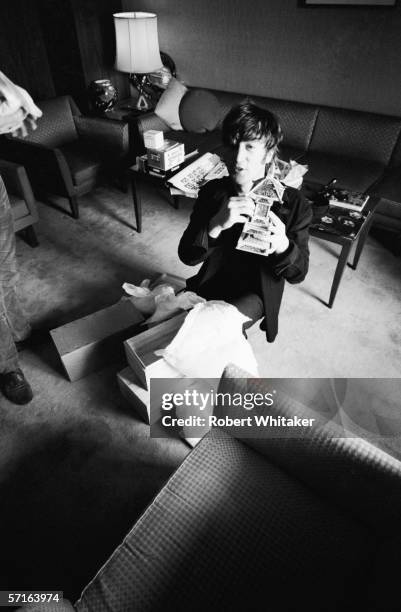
[306,193,381,308]
[127,165,182,233]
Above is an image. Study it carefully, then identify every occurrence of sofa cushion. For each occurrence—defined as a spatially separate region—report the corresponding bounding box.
[309,107,401,165]
[165,129,222,155]
[252,96,318,152]
[369,167,401,202]
[25,96,78,147]
[179,89,221,133]
[60,141,103,185]
[154,77,188,131]
[279,145,307,163]
[300,151,384,192]
[210,90,318,152]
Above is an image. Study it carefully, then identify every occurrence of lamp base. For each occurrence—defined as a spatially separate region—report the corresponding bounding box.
[129,74,153,112]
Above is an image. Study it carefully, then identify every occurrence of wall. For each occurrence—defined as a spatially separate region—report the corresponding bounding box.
[122,0,401,116]
[0,0,129,110]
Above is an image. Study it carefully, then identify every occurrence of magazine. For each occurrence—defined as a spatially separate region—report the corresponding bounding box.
[167,153,228,198]
[328,188,369,212]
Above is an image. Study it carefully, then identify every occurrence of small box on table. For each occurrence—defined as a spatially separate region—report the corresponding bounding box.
[147,139,185,171]
[143,130,164,150]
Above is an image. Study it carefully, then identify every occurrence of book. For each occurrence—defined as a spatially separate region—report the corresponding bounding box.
[328,188,369,212]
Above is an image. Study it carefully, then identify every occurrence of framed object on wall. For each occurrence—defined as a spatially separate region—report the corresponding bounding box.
[300,0,396,5]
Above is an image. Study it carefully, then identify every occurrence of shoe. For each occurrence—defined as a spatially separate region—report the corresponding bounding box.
[0,369,33,405]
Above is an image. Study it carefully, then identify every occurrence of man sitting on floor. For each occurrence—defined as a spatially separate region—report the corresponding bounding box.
[178,101,312,342]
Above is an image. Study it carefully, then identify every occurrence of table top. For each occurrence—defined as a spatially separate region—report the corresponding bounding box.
[97,98,154,122]
[303,182,380,244]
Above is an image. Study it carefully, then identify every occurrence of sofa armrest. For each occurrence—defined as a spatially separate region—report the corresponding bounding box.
[368,166,401,203]
[74,116,129,156]
[135,112,170,140]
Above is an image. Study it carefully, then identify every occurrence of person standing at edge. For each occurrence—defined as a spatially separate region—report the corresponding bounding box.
[0,71,42,404]
[178,101,312,342]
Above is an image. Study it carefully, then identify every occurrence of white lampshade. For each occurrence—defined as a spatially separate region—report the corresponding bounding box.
[114,12,163,74]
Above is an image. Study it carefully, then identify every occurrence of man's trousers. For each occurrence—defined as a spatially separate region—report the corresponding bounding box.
[0,177,30,373]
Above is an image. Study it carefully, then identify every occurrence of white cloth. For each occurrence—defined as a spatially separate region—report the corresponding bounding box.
[0,71,42,134]
[161,301,259,378]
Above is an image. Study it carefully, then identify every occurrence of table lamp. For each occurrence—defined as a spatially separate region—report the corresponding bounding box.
[113,12,163,111]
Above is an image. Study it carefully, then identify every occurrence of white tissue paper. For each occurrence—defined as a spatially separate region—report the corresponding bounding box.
[122,280,205,324]
[160,301,259,378]
[122,280,156,315]
[147,291,205,324]
[277,159,308,189]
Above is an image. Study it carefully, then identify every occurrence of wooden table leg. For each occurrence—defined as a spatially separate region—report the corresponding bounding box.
[130,175,142,233]
[328,241,352,308]
[349,212,374,271]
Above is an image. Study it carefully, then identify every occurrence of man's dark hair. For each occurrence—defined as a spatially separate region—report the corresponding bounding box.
[222,101,283,151]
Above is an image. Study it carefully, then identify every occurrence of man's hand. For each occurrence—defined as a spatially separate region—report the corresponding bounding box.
[208,196,254,239]
[267,210,290,254]
[11,114,38,138]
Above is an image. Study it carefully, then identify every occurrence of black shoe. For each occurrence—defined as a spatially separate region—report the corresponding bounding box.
[0,369,33,405]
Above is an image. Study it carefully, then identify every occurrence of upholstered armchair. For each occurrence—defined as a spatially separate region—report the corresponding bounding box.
[0,96,129,219]
[0,159,39,247]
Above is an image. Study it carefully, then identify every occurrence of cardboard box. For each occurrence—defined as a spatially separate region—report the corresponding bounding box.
[147,139,185,171]
[124,311,187,390]
[51,300,144,382]
[143,129,164,150]
[117,366,150,423]
[117,361,182,424]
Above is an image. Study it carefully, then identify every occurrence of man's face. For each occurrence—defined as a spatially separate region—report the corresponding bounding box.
[224,138,275,190]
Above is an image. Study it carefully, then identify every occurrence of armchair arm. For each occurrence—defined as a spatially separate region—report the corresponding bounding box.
[74,116,129,157]
[0,159,39,224]
[0,159,26,197]
[0,137,75,196]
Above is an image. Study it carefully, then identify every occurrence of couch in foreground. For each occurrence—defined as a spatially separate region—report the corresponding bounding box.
[135,86,401,233]
[71,365,401,612]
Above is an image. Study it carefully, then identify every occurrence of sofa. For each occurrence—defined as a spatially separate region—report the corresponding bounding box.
[134,85,401,233]
[65,365,401,612]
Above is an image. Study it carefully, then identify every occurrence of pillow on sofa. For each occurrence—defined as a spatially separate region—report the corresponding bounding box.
[154,77,187,130]
[179,89,221,133]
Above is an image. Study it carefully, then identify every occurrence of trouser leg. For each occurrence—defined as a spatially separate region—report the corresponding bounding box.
[228,292,264,332]
[0,178,30,373]
[0,294,19,373]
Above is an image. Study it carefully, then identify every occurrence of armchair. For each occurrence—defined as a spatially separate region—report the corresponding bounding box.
[0,96,129,219]
[0,159,39,247]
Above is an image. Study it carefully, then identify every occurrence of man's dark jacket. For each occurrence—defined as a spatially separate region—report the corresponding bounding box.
[178,177,312,342]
